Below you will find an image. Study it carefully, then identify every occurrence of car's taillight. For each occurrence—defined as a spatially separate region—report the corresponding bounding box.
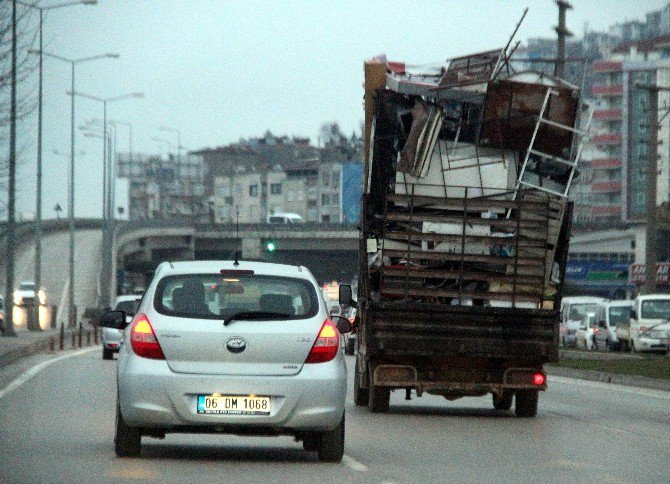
[130,313,165,360]
[305,319,340,363]
[533,373,546,386]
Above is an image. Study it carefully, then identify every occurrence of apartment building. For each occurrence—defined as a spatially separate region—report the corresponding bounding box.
[585,36,670,225]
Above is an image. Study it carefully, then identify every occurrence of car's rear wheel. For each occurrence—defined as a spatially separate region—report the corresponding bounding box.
[492,390,513,411]
[515,390,539,418]
[353,359,369,406]
[302,433,319,452]
[102,347,113,360]
[115,403,141,457]
[369,385,390,413]
[317,414,344,462]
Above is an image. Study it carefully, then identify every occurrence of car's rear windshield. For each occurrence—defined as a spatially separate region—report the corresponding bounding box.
[115,299,141,315]
[153,273,319,320]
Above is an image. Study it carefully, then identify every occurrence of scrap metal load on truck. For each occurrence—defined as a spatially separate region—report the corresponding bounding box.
[344,37,589,417]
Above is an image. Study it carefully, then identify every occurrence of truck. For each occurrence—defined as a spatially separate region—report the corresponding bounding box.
[340,48,588,417]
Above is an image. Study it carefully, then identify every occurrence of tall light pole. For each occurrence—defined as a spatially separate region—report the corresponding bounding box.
[159,126,182,164]
[3,0,18,337]
[30,50,119,326]
[19,0,99,333]
[73,93,142,307]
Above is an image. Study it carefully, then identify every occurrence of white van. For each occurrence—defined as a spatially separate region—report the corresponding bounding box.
[560,296,606,347]
[267,212,304,224]
[616,294,670,353]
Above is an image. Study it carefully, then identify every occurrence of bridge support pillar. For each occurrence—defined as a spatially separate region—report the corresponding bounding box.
[241,237,261,260]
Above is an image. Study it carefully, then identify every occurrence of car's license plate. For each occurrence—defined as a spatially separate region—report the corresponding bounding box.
[197,394,270,415]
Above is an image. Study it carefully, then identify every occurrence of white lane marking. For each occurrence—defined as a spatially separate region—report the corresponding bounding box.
[342,454,368,472]
[549,375,670,401]
[0,346,98,400]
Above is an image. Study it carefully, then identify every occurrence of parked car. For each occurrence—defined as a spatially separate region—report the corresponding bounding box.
[592,300,632,351]
[617,294,670,353]
[102,260,352,460]
[560,296,606,347]
[575,313,599,350]
[102,294,142,360]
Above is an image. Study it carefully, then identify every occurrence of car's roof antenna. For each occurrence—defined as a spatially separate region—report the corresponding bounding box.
[233,250,241,267]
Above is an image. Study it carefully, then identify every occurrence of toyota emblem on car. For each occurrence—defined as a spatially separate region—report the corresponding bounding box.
[226,336,247,353]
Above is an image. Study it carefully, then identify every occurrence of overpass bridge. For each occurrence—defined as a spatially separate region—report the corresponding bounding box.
[1,219,359,324]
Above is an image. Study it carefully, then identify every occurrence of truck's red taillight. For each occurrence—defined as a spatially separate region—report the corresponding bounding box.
[305,319,340,363]
[130,314,165,360]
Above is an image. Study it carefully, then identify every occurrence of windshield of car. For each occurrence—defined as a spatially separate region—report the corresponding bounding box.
[640,300,670,319]
[608,306,631,325]
[154,273,319,320]
[115,299,141,315]
[19,283,35,291]
[568,304,599,321]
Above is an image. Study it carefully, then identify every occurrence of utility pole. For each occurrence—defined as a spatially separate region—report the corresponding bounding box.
[636,83,670,294]
[3,0,18,337]
[555,0,573,79]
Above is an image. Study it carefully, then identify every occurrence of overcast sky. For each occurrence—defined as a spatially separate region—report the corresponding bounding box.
[8,0,668,218]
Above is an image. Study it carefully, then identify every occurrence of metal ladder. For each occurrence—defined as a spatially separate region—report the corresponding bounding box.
[514,87,593,199]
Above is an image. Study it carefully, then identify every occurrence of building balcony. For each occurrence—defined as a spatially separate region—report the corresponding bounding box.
[591,84,623,96]
[593,108,623,120]
[590,157,622,169]
[592,181,622,193]
[592,205,622,215]
[592,133,622,145]
[591,60,622,73]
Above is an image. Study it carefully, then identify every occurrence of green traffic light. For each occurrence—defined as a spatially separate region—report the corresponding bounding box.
[266,241,276,252]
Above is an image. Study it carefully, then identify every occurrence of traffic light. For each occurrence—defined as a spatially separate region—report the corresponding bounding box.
[265,240,276,253]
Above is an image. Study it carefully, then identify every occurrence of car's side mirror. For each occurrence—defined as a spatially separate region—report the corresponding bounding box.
[331,315,352,334]
[101,310,127,330]
[630,310,637,320]
[598,320,607,328]
[339,284,353,309]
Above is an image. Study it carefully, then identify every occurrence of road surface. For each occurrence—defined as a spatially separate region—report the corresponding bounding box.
[0,350,668,483]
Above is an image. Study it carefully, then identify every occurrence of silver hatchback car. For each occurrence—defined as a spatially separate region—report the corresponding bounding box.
[103,260,352,461]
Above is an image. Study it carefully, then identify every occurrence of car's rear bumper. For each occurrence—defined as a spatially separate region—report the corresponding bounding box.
[117,353,347,433]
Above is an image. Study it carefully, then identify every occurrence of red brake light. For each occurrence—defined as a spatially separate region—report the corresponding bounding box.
[130,314,165,360]
[305,319,340,364]
[533,373,546,386]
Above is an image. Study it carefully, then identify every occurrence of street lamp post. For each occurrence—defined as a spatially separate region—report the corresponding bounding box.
[159,126,182,164]
[75,94,141,308]
[30,50,119,326]
[19,0,98,332]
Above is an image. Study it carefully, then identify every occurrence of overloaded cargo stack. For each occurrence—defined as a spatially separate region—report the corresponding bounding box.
[362,48,589,311]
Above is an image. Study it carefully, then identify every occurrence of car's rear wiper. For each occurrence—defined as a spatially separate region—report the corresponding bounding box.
[223,311,292,326]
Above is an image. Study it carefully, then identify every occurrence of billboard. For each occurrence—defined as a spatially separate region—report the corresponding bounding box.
[341,162,364,223]
[629,263,670,285]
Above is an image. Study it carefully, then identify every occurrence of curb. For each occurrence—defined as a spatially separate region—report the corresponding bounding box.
[0,329,90,368]
[546,365,670,392]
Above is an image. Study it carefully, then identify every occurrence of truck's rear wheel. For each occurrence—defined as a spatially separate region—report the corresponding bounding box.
[492,390,513,411]
[369,385,390,413]
[353,359,369,406]
[515,390,538,418]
